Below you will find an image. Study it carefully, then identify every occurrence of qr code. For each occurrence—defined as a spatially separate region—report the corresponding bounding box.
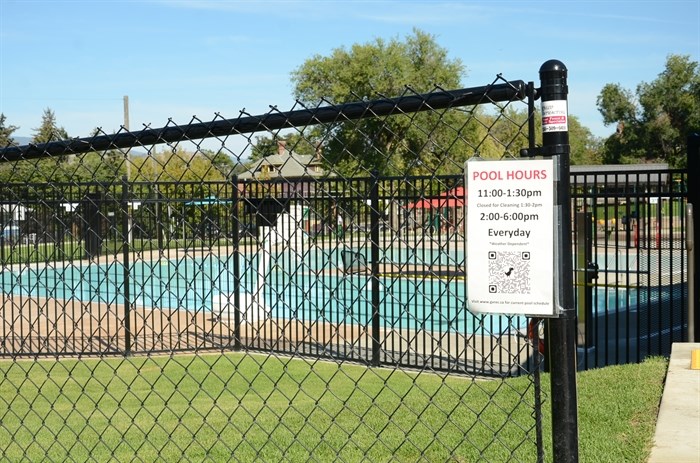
[487,251,531,294]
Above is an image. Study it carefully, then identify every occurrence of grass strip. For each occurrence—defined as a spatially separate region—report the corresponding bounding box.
[0,354,667,462]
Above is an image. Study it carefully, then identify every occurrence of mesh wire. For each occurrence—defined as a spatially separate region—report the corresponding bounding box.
[0,76,547,462]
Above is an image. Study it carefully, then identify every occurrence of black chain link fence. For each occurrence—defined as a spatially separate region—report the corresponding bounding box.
[0,76,547,461]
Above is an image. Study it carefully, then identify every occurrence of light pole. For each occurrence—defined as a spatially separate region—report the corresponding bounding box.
[123,95,131,180]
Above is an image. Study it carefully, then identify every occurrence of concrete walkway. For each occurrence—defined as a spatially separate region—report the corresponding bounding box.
[648,343,700,463]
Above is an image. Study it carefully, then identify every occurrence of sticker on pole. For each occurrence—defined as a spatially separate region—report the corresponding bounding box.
[542,100,568,133]
[466,158,556,316]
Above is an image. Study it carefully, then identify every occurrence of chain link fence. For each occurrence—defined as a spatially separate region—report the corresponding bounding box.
[0,76,547,461]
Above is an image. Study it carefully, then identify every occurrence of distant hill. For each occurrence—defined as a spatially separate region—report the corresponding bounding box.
[12,136,32,146]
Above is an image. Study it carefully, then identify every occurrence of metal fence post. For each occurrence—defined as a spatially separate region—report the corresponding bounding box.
[231,175,242,350]
[155,187,164,251]
[576,212,595,368]
[370,170,381,366]
[121,175,132,355]
[539,59,579,462]
[688,133,700,341]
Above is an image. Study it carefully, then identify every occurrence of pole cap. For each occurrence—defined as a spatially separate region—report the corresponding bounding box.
[540,60,568,77]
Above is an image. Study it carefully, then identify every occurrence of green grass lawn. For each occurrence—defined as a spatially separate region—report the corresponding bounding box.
[0,354,667,462]
[0,238,245,266]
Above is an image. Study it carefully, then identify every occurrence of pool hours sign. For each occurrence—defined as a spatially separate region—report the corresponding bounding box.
[466,159,556,316]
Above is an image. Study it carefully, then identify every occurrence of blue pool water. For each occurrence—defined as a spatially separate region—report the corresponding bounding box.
[1,246,685,338]
[0,248,522,335]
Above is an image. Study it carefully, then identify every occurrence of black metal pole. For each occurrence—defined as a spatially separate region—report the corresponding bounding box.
[121,175,132,355]
[370,171,381,366]
[539,59,579,462]
[231,175,242,350]
[156,187,164,251]
[688,133,700,340]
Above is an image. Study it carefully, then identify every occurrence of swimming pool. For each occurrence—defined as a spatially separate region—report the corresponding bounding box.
[0,248,522,336]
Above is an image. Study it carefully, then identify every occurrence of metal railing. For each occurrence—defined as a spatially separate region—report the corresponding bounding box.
[571,166,690,369]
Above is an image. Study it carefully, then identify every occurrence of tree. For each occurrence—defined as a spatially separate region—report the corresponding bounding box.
[203,149,237,179]
[250,135,278,161]
[290,29,479,176]
[250,132,319,161]
[32,108,69,143]
[484,108,601,164]
[0,114,20,184]
[0,113,18,147]
[64,151,126,183]
[5,108,73,183]
[568,115,602,165]
[596,54,699,167]
[146,147,230,184]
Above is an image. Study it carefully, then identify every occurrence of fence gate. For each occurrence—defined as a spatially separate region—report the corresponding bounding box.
[571,164,690,370]
[0,73,552,461]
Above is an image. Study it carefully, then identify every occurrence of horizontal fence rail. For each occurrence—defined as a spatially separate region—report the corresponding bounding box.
[0,82,527,162]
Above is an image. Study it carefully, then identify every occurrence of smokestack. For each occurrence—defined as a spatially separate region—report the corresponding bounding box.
[277,140,287,155]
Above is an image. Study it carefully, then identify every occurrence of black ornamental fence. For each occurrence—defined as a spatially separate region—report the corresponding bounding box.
[570,164,693,370]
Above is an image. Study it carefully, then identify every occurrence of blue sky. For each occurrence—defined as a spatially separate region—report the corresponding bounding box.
[1,0,698,147]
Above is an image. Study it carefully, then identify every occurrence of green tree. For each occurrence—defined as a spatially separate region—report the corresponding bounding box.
[291,29,478,175]
[205,149,238,178]
[568,115,602,165]
[65,151,125,183]
[250,132,319,161]
[0,113,18,147]
[250,135,279,161]
[0,114,20,184]
[485,107,536,159]
[149,147,230,183]
[50,126,127,183]
[32,108,68,143]
[485,108,601,164]
[7,108,72,182]
[596,54,699,167]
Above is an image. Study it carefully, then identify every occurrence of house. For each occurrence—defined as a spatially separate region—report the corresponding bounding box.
[238,141,326,180]
[238,141,328,230]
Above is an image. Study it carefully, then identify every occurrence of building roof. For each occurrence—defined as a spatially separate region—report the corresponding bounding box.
[238,142,326,180]
[570,163,670,187]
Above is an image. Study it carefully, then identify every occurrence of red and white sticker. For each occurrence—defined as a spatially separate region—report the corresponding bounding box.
[542,100,568,133]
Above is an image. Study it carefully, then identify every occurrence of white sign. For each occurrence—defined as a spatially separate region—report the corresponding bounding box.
[466,159,556,316]
[542,100,568,133]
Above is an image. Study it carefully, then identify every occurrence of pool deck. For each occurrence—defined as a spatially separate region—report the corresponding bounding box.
[648,342,700,463]
[0,293,530,376]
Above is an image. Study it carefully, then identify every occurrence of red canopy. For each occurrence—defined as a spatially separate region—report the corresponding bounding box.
[408,187,466,209]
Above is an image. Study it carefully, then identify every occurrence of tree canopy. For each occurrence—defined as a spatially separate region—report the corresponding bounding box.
[32,108,68,143]
[292,28,464,104]
[596,54,699,167]
[290,28,488,176]
[288,29,605,174]
[0,109,236,185]
[0,113,18,147]
[249,132,318,162]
